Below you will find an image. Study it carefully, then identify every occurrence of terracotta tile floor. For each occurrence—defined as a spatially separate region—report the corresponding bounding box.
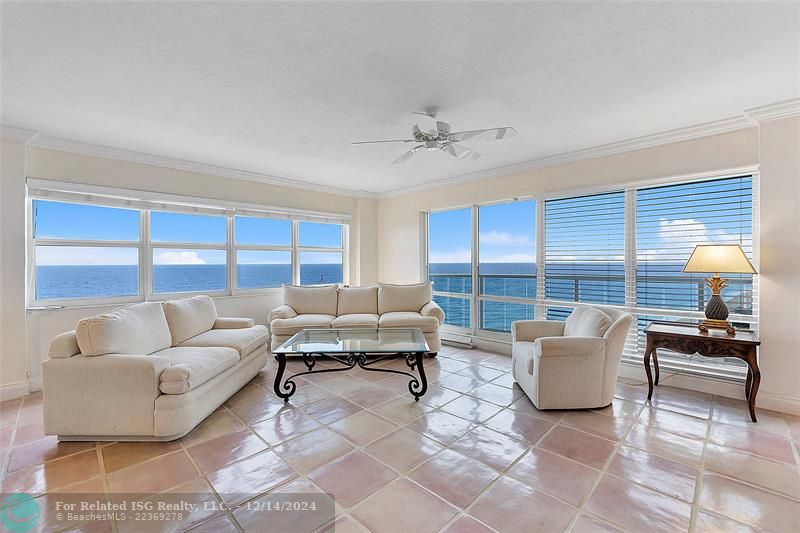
[2,345,800,532]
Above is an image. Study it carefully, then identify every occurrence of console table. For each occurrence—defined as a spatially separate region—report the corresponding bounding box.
[643,322,761,422]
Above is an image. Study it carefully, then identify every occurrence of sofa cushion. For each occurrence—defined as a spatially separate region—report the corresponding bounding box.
[179,325,268,358]
[162,295,218,346]
[337,286,378,315]
[564,306,612,338]
[332,313,379,329]
[378,282,432,314]
[378,312,439,333]
[270,314,335,336]
[76,302,172,356]
[155,346,240,395]
[283,284,338,316]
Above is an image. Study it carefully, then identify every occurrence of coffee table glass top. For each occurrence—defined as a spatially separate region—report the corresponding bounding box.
[274,328,429,354]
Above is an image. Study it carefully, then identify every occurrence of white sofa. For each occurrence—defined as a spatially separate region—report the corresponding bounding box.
[511,305,633,410]
[268,283,444,353]
[42,295,268,441]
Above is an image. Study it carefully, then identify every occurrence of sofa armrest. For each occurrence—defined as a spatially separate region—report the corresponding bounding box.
[420,301,445,324]
[49,330,81,358]
[213,317,255,329]
[534,336,607,358]
[42,353,171,436]
[268,304,297,324]
[512,320,565,342]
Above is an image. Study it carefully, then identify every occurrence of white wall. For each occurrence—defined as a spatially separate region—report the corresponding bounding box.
[757,115,800,414]
[0,144,379,399]
[378,120,800,415]
[0,139,30,398]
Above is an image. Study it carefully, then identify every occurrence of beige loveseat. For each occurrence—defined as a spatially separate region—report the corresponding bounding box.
[42,295,268,441]
[512,305,633,410]
[268,283,444,353]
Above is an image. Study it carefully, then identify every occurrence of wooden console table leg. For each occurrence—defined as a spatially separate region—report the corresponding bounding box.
[652,348,660,386]
[644,338,655,400]
[745,350,760,423]
[745,366,753,400]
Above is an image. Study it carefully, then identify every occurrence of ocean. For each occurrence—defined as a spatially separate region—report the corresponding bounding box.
[35,264,343,299]
[35,262,753,336]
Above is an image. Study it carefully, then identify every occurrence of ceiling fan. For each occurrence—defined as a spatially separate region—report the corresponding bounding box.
[352,112,517,165]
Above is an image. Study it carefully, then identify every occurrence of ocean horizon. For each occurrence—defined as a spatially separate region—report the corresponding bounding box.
[36,262,752,334]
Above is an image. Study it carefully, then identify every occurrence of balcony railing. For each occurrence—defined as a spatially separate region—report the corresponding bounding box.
[430,273,754,314]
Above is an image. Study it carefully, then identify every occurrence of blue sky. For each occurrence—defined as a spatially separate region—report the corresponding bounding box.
[429,178,753,265]
[34,177,752,267]
[34,201,343,265]
[429,201,537,264]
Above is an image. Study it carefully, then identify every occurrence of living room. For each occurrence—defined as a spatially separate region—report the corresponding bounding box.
[1,1,799,532]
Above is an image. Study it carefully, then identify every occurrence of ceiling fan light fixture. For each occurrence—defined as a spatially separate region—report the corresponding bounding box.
[352,114,516,164]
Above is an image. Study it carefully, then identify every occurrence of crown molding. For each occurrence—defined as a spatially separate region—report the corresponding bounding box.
[378,115,755,198]
[745,98,800,123]
[0,125,39,143]
[11,97,797,201]
[28,135,379,199]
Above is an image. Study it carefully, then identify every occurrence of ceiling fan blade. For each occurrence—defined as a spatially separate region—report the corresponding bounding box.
[392,145,424,165]
[442,143,481,161]
[351,139,415,145]
[436,121,451,135]
[448,127,517,142]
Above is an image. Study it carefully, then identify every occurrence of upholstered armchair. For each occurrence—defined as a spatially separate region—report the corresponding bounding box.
[511,306,634,410]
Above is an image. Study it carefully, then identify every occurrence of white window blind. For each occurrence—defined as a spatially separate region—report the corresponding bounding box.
[631,175,756,374]
[544,191,626,318]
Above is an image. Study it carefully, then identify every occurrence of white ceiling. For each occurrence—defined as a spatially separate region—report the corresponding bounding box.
[2,1,799,195]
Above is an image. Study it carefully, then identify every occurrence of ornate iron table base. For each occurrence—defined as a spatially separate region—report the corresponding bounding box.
[273,351,428,402]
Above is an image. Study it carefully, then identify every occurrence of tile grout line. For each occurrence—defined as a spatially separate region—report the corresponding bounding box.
[559,398,646,533]
[687,396,715,532]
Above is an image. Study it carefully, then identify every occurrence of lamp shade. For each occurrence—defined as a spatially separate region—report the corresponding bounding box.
[683,244,756,274]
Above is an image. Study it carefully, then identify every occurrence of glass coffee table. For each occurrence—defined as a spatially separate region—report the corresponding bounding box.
[272,328,430,402]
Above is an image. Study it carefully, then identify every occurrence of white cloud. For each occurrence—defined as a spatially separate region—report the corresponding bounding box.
[638,218,735,261]
[479,231,532,246]
[658,218,729,245]
[154,250,206,265]
[429,248,471,264]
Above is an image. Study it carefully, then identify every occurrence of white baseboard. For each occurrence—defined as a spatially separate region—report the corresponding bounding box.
[756,391,800,416]
[0,380,31,401]
[28,377,43,393]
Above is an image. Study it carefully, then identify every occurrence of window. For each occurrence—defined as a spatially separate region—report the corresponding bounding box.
[636,177,754,315]
[29,185,350,304]
[234,216,292,289]
[32,200,141,301]
[545,191,625,306]
[299,222,345,285]
[478,200,536,333]
[635,176,754,373]
[428,207,472,329]
[424,173,757,381]
[151,211,228,294]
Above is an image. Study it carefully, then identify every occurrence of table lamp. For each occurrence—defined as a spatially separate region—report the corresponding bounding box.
[683,244,756,335]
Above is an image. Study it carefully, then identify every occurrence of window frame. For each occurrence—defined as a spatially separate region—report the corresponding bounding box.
[29,198,145,307]
[27,184,351,307]
[296,220,349,286]
[233,214,293,293]
[423,168,759,381]
[148,209,230,299]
